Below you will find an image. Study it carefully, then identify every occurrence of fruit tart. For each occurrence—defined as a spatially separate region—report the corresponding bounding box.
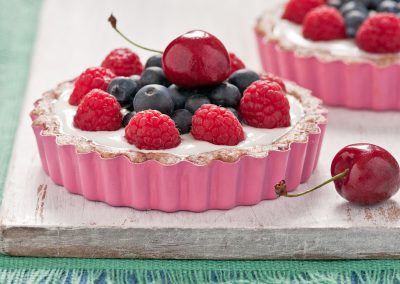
[31,24,326,212]
[256,0,400,110]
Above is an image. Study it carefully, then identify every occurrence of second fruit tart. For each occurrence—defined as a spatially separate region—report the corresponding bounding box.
[256,0,400,110]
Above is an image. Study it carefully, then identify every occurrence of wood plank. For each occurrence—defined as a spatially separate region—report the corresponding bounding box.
[1,0,400,259]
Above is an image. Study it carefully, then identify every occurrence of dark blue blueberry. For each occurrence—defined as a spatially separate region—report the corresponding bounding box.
[328,0,344,9]
[207,83,241,108]
[122,111,136,127]
[144,54,163,69]
[363,0,384,9]
[227,107,242,122]
[184,94,210,113]
[107,77,140,109]
[168,84,194,110]
[345,10,368,37]
[228,69,260,94]
[140,67,170,87]
[133,84,174,115]
[377,0,400,12]
[171,109,193,134]
[340,1,368,15]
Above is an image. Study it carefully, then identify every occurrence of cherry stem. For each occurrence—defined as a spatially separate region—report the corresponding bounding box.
[108,14,163,54]
[275,168,349,198]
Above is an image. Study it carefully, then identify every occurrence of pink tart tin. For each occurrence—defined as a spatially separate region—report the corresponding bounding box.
[256,7,400,111]
[31,81,327,212]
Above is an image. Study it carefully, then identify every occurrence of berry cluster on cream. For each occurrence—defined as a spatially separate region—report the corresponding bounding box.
[282,0,400,53]
[69,28,291,150]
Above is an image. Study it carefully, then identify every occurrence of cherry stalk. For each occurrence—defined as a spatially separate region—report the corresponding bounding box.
[108,14,163,54]
[275,169,349,197]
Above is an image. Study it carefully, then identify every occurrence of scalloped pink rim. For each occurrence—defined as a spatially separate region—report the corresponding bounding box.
[255,22,400,111]
[31,111,327,212]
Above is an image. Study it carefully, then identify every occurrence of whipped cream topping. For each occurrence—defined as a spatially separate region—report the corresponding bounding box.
[53,87,304,157]
[260,7,398,63]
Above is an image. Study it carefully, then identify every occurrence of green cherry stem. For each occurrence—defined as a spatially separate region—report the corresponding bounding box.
[275,168,349,198]
[108,14,163,54]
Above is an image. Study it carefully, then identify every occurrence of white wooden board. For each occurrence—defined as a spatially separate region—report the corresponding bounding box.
[1,0,400,259]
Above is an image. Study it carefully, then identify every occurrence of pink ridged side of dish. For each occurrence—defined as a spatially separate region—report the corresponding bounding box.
[31,120,326,212]
[255,32,400,111]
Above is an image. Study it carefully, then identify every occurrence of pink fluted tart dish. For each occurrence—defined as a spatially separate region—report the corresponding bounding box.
[256,4,400,111]
[30,80,326,212]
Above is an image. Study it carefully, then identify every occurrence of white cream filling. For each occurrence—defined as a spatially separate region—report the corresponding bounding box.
[266,9,387,61]
[53,88,304,156]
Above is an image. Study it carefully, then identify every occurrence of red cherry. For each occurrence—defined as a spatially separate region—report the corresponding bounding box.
[331,143,400,205]
[162,30,231,88]
[108,16,231,88]
[275,143,400,206]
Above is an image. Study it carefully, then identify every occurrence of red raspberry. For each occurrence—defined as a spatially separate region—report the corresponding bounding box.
[239,80,290,129]
[69,67,115,106]
[356,14,400,54]
[228,52,245,76]
[101,48,143,77]
[282,0,325,24]
[73,89,122,131]
[191,104,244,146]
[125,110,181,150]
[303,6,346,41]
[259,72,287,92]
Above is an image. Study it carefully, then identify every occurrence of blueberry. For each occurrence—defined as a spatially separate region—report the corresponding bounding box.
[133,84,174,115]
[168,84,194,110]
[327,0,344,9]
[145,54,163,69]
[140,67,170,87]
[228,69,260,94]
[107,77,140,109]
[377,0,400,12]
[345,10,368,37]
[185,94,211,113]
[227,107,242,122]
[122,112,136,127]
[363,0,384,9]
[208,83,241,108]
[340,1,368,15]
[171,109,192,134]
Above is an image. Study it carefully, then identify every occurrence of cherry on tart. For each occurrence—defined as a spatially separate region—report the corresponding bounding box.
[108,15,230,89]
[276,143,400,205]
[162,30,231,88]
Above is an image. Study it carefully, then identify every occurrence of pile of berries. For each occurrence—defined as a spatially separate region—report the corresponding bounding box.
[71,33,290,150]
[282,0,400,53]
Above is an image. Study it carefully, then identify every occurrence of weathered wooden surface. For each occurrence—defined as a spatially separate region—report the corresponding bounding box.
[1,0,400,259]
